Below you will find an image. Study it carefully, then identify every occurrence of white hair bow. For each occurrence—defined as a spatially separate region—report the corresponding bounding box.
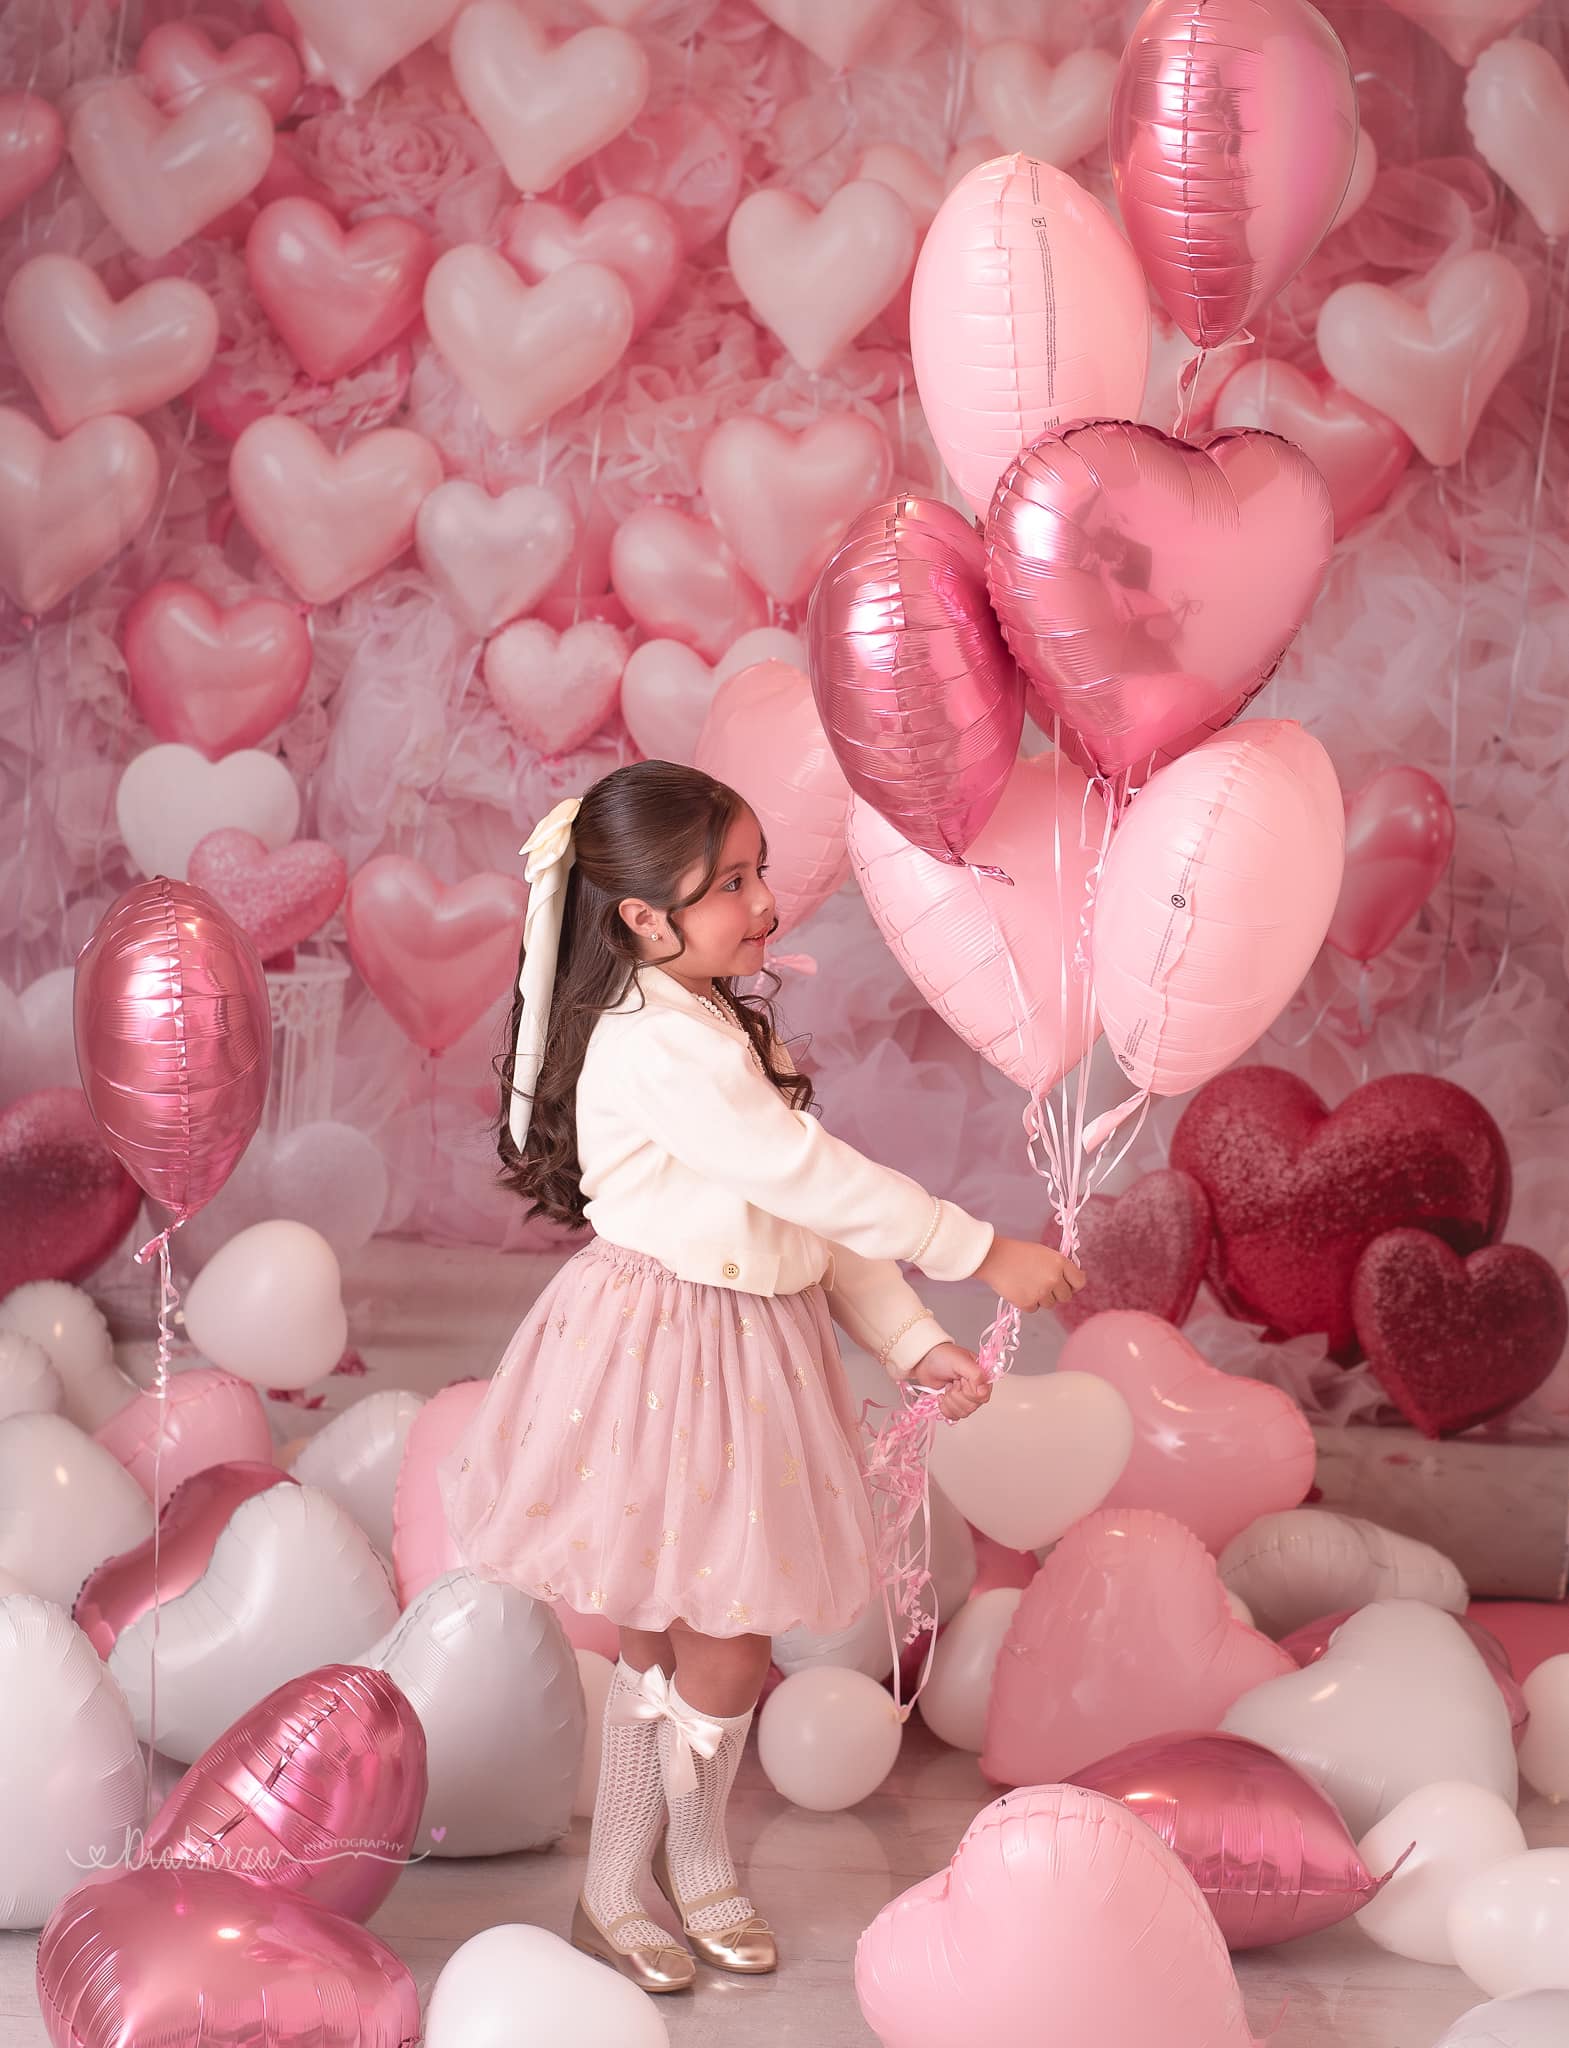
[610,1663,726,1798]
[507,795,583,1153]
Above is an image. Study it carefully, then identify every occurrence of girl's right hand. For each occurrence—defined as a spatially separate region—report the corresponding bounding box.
[976,1235,1087,1311]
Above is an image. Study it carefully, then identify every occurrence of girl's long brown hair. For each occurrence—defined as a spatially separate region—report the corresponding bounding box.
[496,760,817,1228]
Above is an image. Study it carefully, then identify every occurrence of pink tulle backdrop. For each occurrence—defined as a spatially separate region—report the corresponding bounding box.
[2,0,1566,1431]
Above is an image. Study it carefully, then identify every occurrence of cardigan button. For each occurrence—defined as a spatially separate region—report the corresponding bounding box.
[722,1261,740,1280]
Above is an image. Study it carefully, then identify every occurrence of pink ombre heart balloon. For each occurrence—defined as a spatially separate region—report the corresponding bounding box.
[502,194,681,336]
[229,417,442,605]
[0,91,64,224]
[849,749,1103,1099]
[855,1784,1260,2048]
[1465,40,1569,242]
[423,245,635,440]
[973,44,1118,167]
[4,255,217,436]
[68,77,274,260]
[0,1088,142,1297]
[609,506,767,661]
[695,660,852,939]
[94,1368,272,1510]
[450,3,649,195]
[1327,764,1455,964]
[727,181,917,373]
[246,198,433,384]
[344,856,526,1054]
[136,21,303,121]
[699,414,893,606]
[1379,0,1536,65]
[482,619,628,757]
[122,582,312,761]
[0,408,158,616]
[282,0,467,100]
[985,420,1333,778]
[1210,361,1412,540]
[1059,1310,1317,1554]
[414,481,575,637]
[1317,251,1531,470]
[982,1507,1295,1787]
[188,827,349,962]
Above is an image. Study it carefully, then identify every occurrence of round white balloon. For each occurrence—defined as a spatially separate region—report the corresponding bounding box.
[1356,1782,1527,1964]
[1450,1850,1569,1999]
[183,1219,348,1389]
[1219,1508,1467,1638]
[757,1666,903,1812]
[917,1587,1023,1752]
[1518,1656,1569,1801]
[425,1922,669,2047]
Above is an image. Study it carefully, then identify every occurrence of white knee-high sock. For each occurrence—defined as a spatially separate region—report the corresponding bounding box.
[658,1679,757,1934]
[581,1658,678,1952]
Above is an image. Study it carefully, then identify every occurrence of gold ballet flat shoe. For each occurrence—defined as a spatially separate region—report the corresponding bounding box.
[651,1833,779,1974]
[570,1895,696,1993]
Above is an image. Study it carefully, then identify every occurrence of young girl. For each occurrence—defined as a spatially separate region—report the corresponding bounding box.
[438,760,1084,1995]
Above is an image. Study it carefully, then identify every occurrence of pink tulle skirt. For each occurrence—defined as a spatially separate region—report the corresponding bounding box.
[436,1236,880,1638]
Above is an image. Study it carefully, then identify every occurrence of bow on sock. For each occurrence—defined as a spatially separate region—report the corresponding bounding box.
[611,1665,726,1799]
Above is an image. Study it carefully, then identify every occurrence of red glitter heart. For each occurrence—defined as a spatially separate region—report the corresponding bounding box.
[1056,1169,1213,1331]
[0,1087,142,1294]
[1352,1229,1568,1437]
[1169,1067,1510,1352]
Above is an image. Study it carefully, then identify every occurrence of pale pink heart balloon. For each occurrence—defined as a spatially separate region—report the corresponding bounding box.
[1465,40,1569,243]
[610,506,767,661]
[1379,0,1536,65]
[752,0,901,69]
[122,581,313,760]
[424,245,634,440]
[502,194,682,336]
[344,856,526,1054]
[67,77,274,260]
[94,1367,272,1510]
[281,0,467,101]
[449,2,649,195]
[1211,360,1411,540]
[856,143,946,235]
[245,197,434,384]
[415,480,575,636]
[972,44,1118,167]
[1326,763,1456,964]
[695,659,852,938]
[0,408,158,616]
[592,103,743,253]
[981,1507,1296,1787]
[848,749,1104,1099]
[2,254,218,436]
[1316,250,1531,469]
[1058,1310,1317,1554]
[188,826,349,962]
[136,21,303,122]
[855,1784,1260,2048]
[726,181,917,373]
[483,618,628,757]
[229,416,443,605]
[619,628,805,764]
[699,414,893,607]
[0,91,65,224]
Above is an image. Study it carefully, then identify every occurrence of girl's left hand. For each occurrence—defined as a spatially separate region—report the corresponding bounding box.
[907,1341,993,1422]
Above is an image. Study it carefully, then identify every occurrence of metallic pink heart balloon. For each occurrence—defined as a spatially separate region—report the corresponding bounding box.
[984,421,1333,779]
[1109,0,1358,348]
[344,857,525,1055]
[809,497,1024,864]
[188,828,348,963]
[35,1865,421,2048]
[1071,1730,1396,1948]
[75,1461,296,1658]
[1281,1608,1530,1745]
[1326,764,1455,964]
[0,1087,142,1296]
[122,582,313,762]
[143,1664,427,1922]
[73,878,272,1223]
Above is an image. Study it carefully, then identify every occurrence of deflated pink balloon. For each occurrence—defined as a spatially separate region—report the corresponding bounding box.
[68,76,274,260]
[93,1369,272,1511]
[985,420,1334,779]
[0,407,159,616]
[695,659,853,940]
[809,497,1024,864]
[1281,1607,1529,1744]
[849,749,1103,1099]
[122,581,313,760]
[1327,764,1455,964]
[1110,0,1358,348]
[73,878,272,1222]
[911,153,1150,518]
[246,198,433,383]
[344,857,525,1055]
[1072,1731,1393,1949]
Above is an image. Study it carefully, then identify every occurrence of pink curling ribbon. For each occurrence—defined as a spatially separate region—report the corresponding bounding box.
[611,1662,726,1797]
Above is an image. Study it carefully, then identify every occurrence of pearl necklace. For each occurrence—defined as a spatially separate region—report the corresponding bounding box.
[694,987,766,1074]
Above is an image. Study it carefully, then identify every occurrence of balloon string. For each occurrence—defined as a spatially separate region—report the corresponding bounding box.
[1502,235,1566,748]
[131,1223,181,1837]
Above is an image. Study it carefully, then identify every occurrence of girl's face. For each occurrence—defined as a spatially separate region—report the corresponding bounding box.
[621,807,777,988]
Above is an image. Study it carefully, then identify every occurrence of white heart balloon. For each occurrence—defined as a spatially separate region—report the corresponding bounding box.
[1221,1600,1518,1836]
[107,1480,399,1759]
[360,1570,583,1857]
[0,1279,132,1432]
[573,1646,614,1818]
[1518,1655,1569,1800]
[0,1412,153,1608]
[0,1331,60,1421]
[917,1586,1024,1752]
[114,742,301,883]
[1450,1850,1569,1998]
[927,1370,1133,1552]
[173,1122,390,1274]
[1356,1782,1527,1964]
[0,1594,146,1929]
[183,1220,348,1391]
[426,1921,669,2048]
[1219,1508,1468,1638]
[290,1389,426,1559]
[1436,1992,1569,2048]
